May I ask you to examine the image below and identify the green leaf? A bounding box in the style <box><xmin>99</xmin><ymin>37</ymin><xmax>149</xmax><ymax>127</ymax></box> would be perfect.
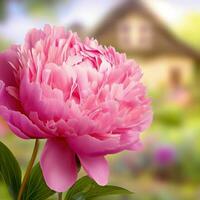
<box><xmin>22</xmin><ymin>163</ymin><xmax>55</xmax><ymax>200</ymax></box>
<box><xmin>65</xmin><ymin>176</ymin><xmax>132</xmax><ymax>200</ymax></box>
<box><xmin>0</xmin><ymin>141</ymin><xmax>22</xmax><ymax>200</ymax></box>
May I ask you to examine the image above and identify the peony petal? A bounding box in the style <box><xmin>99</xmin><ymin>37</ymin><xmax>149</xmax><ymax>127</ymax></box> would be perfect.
<box><xmin>40</xmin><ymin>139</ymin><xmax>77</xmax><ymax>192</ymax></box>
<box><xmin>68</xmin><ymin>133</ymin><xmax>140</xmax><ymax>156</ymax></box>
<box><xmin>7</xmin><ymin>122</ymin><xmax>29</xmax><ymax>139</ymax></box>
<box><xmin>78</xmin><ymin>154</ymin><xmax>109</xmax><ymax>185</ymax></box>
<box><xmin>0</xmin><ymin>49</ymin><xmax>19</xmax><ymax>86</ymax></box>
<box><xmin>0</xmin><ymin>81</ymin><xmax>21</xmax><ymax>110</ymax></box>
<box><xmin>20</xmin><ymin>71</ymin><xmax>69</xmax><ymax>121</ymax></box>
<box><xmin>25</xmin><ymin>28</ymin><xmax>45</xmax><ymax>49</ymax></box>
<box><xmin>0</xmin><ymin>49</ymin><xmax>22</xmax><ymax>110</ymax></box>
<box><xmin>0</xmin><ymin>106</ymin><xmax>50</xmax><ymax>139</ymax></box>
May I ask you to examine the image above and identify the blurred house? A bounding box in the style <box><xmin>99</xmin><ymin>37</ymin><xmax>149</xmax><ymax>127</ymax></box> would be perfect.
<box><xmin>91</xmin><ymin>0</ymin><xmax>200</xmax><ymax>91</ymax></box>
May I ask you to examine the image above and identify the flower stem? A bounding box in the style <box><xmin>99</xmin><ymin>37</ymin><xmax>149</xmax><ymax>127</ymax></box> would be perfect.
<box><xmin>17</xmin><ymin>139</ymin><xmax>40</xmax><ymax>200</ymax></box>
<box><xmin>58</xmin><ymin>193</ymin><xmax>63</xmax><ymax>200</ymax></box>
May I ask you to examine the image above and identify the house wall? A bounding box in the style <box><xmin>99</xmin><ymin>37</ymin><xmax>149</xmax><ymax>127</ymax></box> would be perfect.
<box><xmin>133</xmin><ymin>55</ymin><xmax>194</xmax><ymax>90</ymax></box>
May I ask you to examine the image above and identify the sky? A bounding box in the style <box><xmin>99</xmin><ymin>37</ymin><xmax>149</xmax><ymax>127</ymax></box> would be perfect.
<box><xmin>0</xmin><ymin>0</ymin><xmax>199</xmax><ymax>43</ymax></box>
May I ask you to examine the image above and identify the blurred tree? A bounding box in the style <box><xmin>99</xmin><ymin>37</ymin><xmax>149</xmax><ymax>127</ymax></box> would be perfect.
<box><xmin>22</xmin><ymin>0</ymin><xmax>68</xmax><ymax>17</ymax></box>
<box><xmin>173</xmin><ymin>13</ymin><xmax>200</xmax><ymax>51</ymax></box>
<box><xmin>0</xmin><ymin>38</ymin><xmax>10</xmax><ymax>51</ymax></box>
<box><xmin>0</xmin><ymin>0</ymin><xmax>6</xmax><ymax>21</ymax></box>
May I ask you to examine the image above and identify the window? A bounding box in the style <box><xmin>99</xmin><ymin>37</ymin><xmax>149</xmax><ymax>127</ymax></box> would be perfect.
<box><xmin>117</xmin><ymin>15</ymin><xmax>153</xmax><ymax>50</ymax></box>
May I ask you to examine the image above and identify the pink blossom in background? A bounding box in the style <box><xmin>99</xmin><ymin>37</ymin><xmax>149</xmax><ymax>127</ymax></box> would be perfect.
<box><xmin>0</xmin><ymin>25</ymin><xmax>152</xmax><ymax>192</ymax></box>
<box><xmin>154</xmin><ymin>145</ymin><xmax>177</xmax><ymax>167</ymax></box>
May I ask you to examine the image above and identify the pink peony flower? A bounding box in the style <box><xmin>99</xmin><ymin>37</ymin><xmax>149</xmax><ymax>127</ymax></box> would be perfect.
<box><xmin>0</xmin><ymin>25</ymin><xmax>152</xmax><ymax>192</ymax></box>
